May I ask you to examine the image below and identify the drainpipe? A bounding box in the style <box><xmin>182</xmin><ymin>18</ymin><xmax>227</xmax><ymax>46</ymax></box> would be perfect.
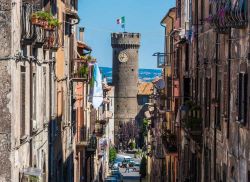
<box><xmin>195</xmin><ymin>0</ymin><xmax>199</xmax><ymax>180</ymax></box>
<box><xmin>29</xmin><ymin>55</ymin><xmax>33</xmax><ymax>167</ymax></box>
<box><xmin>227</xmin><ymin>30</ymin><xmax>231</xmax><ymax>139</ymax></box>
<box><xmin>195</xmin><ymin>0</ymin><xmax>199</xmax><ymax>104</ymax></box>
<box><xmin>214</xmin><ymin>33</ymin><xmax>219</xmax><ymax>181</ymax></box>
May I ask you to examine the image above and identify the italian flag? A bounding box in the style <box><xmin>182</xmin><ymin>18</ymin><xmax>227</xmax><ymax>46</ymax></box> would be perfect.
<box><xmin>117</xmin><ymin>16</ymin><xmax>125</xmax><ymax>24</ymax></box>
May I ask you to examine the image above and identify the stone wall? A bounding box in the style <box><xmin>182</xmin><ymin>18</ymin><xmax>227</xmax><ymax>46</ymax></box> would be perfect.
<box><xmin>0</xmin><ymin>0</ymin><xmax>12</xmax><ymax>181</ymax></box>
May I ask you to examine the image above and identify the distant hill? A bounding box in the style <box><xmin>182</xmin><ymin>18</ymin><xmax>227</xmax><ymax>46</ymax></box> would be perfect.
<box><xmin>99</xmin><ymin>67</ymin><xmax>161</xmax><ymax>83</ymax></box>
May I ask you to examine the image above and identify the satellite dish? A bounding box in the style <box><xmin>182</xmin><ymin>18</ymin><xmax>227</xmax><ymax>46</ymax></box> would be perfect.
<box><xmin>155</xmin><ymin>79</ymin><xmax>165</xmax><ymax>90</ymax></box>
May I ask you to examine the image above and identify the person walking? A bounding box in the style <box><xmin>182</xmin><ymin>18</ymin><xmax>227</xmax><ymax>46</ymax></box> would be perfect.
<box><xmin>125</xmin><ymin>163</ymin><xmax>130</xmax><ymax>173</ymax></box>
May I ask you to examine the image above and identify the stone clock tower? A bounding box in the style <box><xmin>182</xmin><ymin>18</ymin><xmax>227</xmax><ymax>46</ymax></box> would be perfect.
<box><xmin>111</xmin><ymin>32</ymin><xmax>141</xmax><ymax>139</ymax></box>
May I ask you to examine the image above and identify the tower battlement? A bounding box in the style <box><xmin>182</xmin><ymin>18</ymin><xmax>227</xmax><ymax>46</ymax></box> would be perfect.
<box><xmin>111</xmin><ymin>32</ymin><xmax>141</xmax><ymax>48</ymax></box>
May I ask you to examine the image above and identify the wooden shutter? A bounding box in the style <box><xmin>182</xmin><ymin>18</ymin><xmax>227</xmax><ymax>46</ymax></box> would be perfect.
<box><xmin>243</xmin><ymin>73</ymin><xmax>248</xmax><ymax>124</ymax></box>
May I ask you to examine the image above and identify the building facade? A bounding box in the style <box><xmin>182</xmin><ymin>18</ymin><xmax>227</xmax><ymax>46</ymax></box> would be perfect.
<box><xmin>157</xmin><ymin>0</ymin><xmax>250</xmax><ymax>181</ymax></box>
<box><xmin>0</xmin><ymin>0</ymin><xmax>59</xmax><ymax>181</ymax></box>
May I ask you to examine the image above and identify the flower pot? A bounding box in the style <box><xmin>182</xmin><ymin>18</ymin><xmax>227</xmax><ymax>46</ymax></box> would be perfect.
<box><xmin>44</xmin><ymin>24</ymin><xmax>55</xmax><ymax>31</ymax></box>
<box><xmin>31</xmin><ymin>16</ymin><xmax>41</xmax><ymax>26</ymax></box>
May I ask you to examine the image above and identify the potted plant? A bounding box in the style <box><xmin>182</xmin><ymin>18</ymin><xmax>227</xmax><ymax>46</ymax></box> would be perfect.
<box><xmin>78</xmin><ymin>64</ymin><xmax>89</xmax><ymax>78</ymax></box>
<box><xmin>46</xmin><ymin>18</ymin><xmax>60</xmax><ymax>31</ymax></box>
<box><xmin>31</xmin><ymin>11</ymin><xmax>54</xmax><ymax>28</ymax></box>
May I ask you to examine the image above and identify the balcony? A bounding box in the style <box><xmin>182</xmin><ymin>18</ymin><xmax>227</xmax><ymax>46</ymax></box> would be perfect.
<box><xmin>162</xmin><ymin>130</ymin><xmax>177</xmax><ymax>154</ymax></box>
<box><xmin>86</xmin><ymin>135</ymin><xmax>97</xmax><ymax>154</ymax></box>
<box><xmin>33</xmin><ymin>26</ymin><xmax>45</xmax><ymax>46</ymax></box>
<box><xmin>152</xmin><ymin>52</ymin><xmax>170</xmax><ymax>68</ymax></box>
<box><xmin>44</xmin><ymin>28</ymin><xmax>59</xmax><ymax>50</ymax></box>
<box><xmin>99</xmin><ymin>111</ymin><xmax>113</xmax><ymax>124</ymax></box>
<box><xmin>71</xmin><ymin>60</ymin><xmax>89</xmax><ymax>81</ymax></box>
<box><xmin>206</xmin><ymin>0</ymin><xmax>248</xmax><ymax>33</ymax></box>
<box><xmin>76</xmin><ymin>127</ymin><xmax>88</xmax><ymax>151</ymax></box>
<box><xmin>181</xmin><ymin>101</ymin><xmax>202</xmax><ymax>141</ymax></box>
<box><xmin>95</xmin><ymin>122</ymin><xmax>105</xmax><ymax>137</ymax></box>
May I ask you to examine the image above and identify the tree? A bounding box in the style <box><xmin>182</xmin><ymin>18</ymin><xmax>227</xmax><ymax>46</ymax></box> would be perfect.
<box><xmin>140</xmin><ymin>155</ymin><xmax>147</xmax><ymax>178</ymax></box>
<box><xmin>109</xmin><ymin>147</ymin><xmax>117</xmax><ymax>164</ymax></box>
<box><xmin>119</xmin><ymin>120</ymin><xmax>139</xmax><ymax>149</ymax></box>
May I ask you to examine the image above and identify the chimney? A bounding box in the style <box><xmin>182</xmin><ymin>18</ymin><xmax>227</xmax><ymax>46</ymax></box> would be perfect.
<box><xmin>79</xmin><ymin>27</ymin><xmax>85</xmax><ymax>42</ymax></box>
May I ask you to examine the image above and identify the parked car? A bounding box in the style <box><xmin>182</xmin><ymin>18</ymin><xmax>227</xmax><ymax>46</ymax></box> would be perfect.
<box><xmin>132</xmin><ymin>163</ymin><xmax>140</xmax><ymax>172</ymax></box>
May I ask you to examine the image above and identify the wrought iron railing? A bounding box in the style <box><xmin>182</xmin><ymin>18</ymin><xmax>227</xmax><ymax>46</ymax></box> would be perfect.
<box><xmin>95</xmin><ymin>122</ymin><xmax>105</xmax><ymax>137</ymax></box>
<box><xmin>44</xmin><ymin>27</ymin><xmax>59</xmax><ymax>49</ymax></box>
<box><xmin>21</xmin><ymin>3</ymin><xmax>35</xmax><ymax>42</ymax></box>
<box><xmin>86</xmin><ymin>134</ymin><xmax>97</xmax><ymax>152</ymax></box>
<box><xmin>34</xmin><ymin>26</ymin><xmax>45</xmax><ymax>45</ymax></box>
<box><xmin>71</xmin><ymin>59</ymin><xmax>90</xmax><ymax>80</ymax></box>
<box><xmin>207</xmin><ymin>0</ymin><xmax>248</xmax><ymax>33</ymax></box>
<box><xmin>161</xmin><ymin>130</ymin><xmax>177</xmax><ymax>153</ymax></box>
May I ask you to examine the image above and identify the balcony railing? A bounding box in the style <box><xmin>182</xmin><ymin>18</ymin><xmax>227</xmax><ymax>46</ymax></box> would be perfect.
<box><xmin>76</xmin><ymin>127</ymin><xmax>88</xmax><ymax>151</ymax></box>
<box><xmin>71</xmin><ymin>60</ymin><xmax>89</xmax><ymax>81</ymax></box>
<box><xmin>100</xmin><ymin>110</ymin><xmax>113</xmax><ymax>124</ymax></box>
<box><xmin>44</xmin><ymin>28</ymin><xmax>59</xmax><ymax>50</ymax></box>
<box><xmin>34</xmin><ymin>26</ymin><xmax>45</xmax><ymax>46</ymax></box>
<box><xmin>21</xmin><ymin>3</ymin><xmax>35</xmax><ymax>43</ymax></box>
<box><xmin>162</xmin><ymin>130</ymin><xmax>177</xmax><ymax>154</ymax></box>
<box><xmin>86</xmin><ymin>134</ymin><xmax>97</xmax><ymax>154</ymax></box>
<box><xmin>95</xmin><ymin>122</ymin><xmax>105</xmax><ymax>137</ymax></box>
<box><xmin>207</xmin><ymin>0</ymin><xmax>248</xmax><ymax>33</ymax></box>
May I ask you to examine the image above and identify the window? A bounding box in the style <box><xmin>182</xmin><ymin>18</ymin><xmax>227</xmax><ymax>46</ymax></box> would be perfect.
<box><xmin>65</xmin><ymin>15</ymin><xmax>71</xmax><ymax>36</ymax></box>
<box><xmin>237</xmin><ymin>73</ymin><xmax>248</xmax><ymax>124</ymax></box>
<box><xmin>20</xmin><ymin>66</ymin><xmax>26</xmax><ymax>137</ymax></box>
<box><xmin>32</xmin><ymin>70</ymin><xmax>36</xmax><ymax>122</ymax></box>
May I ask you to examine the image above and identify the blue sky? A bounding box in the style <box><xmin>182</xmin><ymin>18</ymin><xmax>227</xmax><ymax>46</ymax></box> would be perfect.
<box><xmin>78</xmin><ymin>0</ymin><xmax>175</xmax><ymax>69</ymax></box>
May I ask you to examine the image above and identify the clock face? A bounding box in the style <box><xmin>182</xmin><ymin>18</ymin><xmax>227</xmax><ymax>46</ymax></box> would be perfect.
<box><xmin>118</xmin><ymin>51</ymin><xmax>128</xmax><ymax>63</ymax></box>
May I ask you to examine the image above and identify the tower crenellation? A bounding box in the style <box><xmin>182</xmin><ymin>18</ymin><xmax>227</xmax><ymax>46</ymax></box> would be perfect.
<box><xmin>111</xmin><ymin>32</ymin><xmax>140</xmax><ymax>48</ymax></box>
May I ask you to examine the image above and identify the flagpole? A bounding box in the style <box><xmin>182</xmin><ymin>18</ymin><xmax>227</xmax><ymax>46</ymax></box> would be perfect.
<box><xmin>123</xmin><ymin>24</ymin><xmax>126</xmax><ymax>32</ymax></box>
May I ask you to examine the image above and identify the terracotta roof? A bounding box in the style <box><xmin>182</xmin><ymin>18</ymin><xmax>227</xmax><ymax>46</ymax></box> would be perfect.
<box><xmin>77</xmin><ymin>41</ymin><xmax>92</xmax><ymax>51</ymax></box>
<box><xmin>138</xmin><ymin>82</ymin><xmax>153</xmax><ymax>95</ymax></box>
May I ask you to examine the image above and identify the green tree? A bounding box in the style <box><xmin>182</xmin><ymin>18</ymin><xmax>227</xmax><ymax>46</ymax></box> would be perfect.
<box><xmin>140</xmin><ymin>155</ymin><xmax>147</xmax><ymax>178</ymax></box>
<box><xmin>109</xmin><ymin>147</ymin><xmax>117</xmax><ymax>164</ymax></box>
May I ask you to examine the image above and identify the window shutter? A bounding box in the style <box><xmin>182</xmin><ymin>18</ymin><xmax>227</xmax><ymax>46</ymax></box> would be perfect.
<box><xmin>20</xmin><ymin>66</ymin><xmax>26</xmax><ymax>137</ymax></box>
<box><xmin>238</xmin><ymin>73</ymin><xmax>243</xmax><ymax>122</ymax></box>
<box><xmin>243</xmin><ymin>73</ymin><xmax>248</xmax><ymax>124</ymax></box>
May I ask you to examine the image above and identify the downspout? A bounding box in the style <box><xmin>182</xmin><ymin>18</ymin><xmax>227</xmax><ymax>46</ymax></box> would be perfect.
<box><xmin>195</xmin><ymin>0</ymin><xmax>199</xmax><ymax>104</ymax></box>
<box><xmin>227</xmin><ymin>30</ymin><xmax>231</xmax><ymax>138</ymax></box>
<box><xmin>29</xmin><ymin>59</ymin><xmax>33</xmax><ymax>167</ymax></box>
<box><xmin>195</xmin><ymin>0</ymin><xmax>199</xmax><ymax>180</ymax></box>
<box><xmin>214</xmin><ymin>33</ymin><xmax>219</xmax><ymax>181</ymax></box>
